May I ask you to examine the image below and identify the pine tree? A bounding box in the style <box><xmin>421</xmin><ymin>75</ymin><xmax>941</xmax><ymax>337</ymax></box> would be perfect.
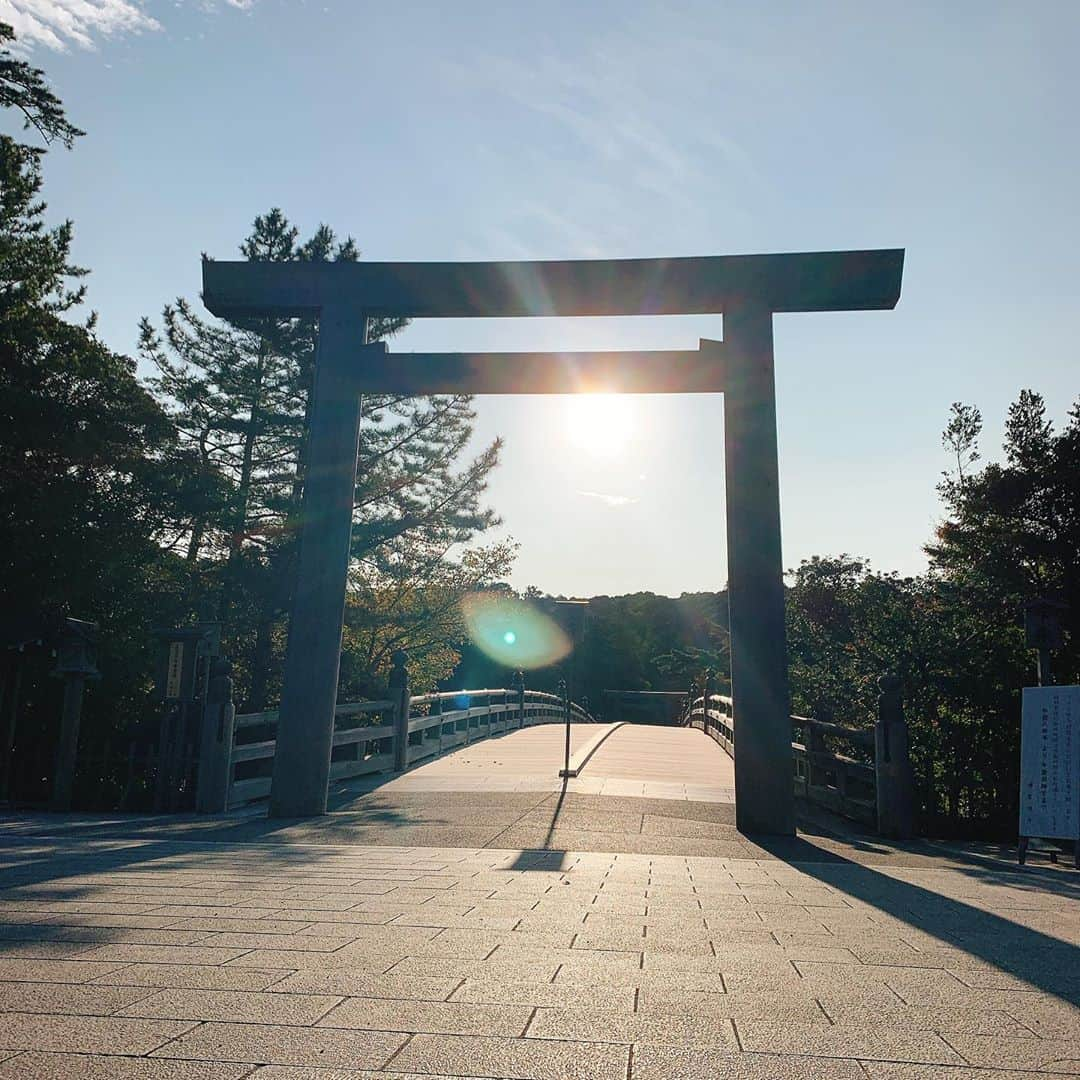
<box><xmin>141</xmin><ymin>209</ymin><xmax>506</xmax><ymax>707</ymax></box>
<box><xmin>0</xmin><ymin>21</ymin><xmax>211</xmax><ymax>771</ymax></box>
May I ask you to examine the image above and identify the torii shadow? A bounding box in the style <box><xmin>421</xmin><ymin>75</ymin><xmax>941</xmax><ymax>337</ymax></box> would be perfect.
<box><xmin>748</xmin><ymin>833</ymin><xmax>1080</xmax><ymax>1004</ymax></box>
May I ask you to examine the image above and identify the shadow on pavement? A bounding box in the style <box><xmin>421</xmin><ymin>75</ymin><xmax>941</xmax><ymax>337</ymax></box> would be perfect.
<box><xmin>750</xmin><ymin>832</ymin><xmax>1080</xmax><ymax>1004</ymax></box>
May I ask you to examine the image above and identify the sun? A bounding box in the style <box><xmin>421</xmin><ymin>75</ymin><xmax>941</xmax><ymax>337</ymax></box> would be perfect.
<box><xmin>564</xmin><ymin>393</ymin><xmax>634</xmax><ymax>457</ymax></box>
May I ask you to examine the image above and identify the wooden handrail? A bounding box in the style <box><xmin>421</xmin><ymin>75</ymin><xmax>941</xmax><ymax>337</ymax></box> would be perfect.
<box><xmin>227</xmin><ymin>688</ymin><xmax>595</xmax><ymax>809</ymax></box>
<box><xmin>682</xmin><ymin>694</ymin><xmax>878</xmax><ymax>828</ymax></box>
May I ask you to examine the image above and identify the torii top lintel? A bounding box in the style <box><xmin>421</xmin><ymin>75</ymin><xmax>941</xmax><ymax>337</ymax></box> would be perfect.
<box><xmin>201</xmin><ymin>248</ymin><xmax>904</xmax><ymax>321</ymax></box>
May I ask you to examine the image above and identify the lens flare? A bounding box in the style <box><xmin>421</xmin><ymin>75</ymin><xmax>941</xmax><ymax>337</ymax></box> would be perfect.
<box><xmin>461</xmin><ymin>593</ymin><xmax>572</xmax><ymax>670</ymax></box>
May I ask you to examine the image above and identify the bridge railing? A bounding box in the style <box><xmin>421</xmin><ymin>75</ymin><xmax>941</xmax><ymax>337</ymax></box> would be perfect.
<box><xmin>683</xmin><ymin>679</ymin><xmax>914</xmax><ymax>838</ymax></box>
<box><xmin>227</xmin><ymin>686</ymin><xmax>593</xmax><ymax>810</ymax></box>
<box><xmin>684</xmin><ymin>693</ymin><xmax>734</xmax><ymax>755</ymax></box>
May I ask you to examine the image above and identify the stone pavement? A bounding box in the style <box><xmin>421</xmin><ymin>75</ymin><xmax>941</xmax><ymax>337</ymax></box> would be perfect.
<box><xmin>0</xmin><ymin>811</ymin><xmax>1076</xmax><ymax>1079</ymax></box>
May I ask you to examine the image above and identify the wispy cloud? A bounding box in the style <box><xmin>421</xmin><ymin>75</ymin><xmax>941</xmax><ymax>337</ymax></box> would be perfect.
<box><xmin>1</xmin><ymin>0</ymin><xmax>159</xmax><ymax>50</ymax></box>
<box><xmin>0</xmin><ymin>0</ymin><xmax>257</xmax><ymax>51</ymax></box>
<box><xmin>577</xmin><ymin>490</ymin><xmax>639</xmax><ymax>508</ymax></box>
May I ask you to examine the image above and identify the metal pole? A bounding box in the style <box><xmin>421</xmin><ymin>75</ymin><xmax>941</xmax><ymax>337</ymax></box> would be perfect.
<box><xmin>558</xmin><ymin>678</ymin><xmax>571</xmax><ymax>778</ymax></box>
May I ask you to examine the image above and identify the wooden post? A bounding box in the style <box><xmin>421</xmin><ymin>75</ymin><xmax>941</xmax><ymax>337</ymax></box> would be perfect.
<box><xmin>713</xmin><ymin>319</ymin><xmax>795</xmax><ymax>836</ymax></box>
<box><xmin>875</xmin><ymin>675</ymin><xmax>916</xmax><ymax>839</ymax></box>
<box><xmin>268</xmin><ymin>318</ymin><xmax>380</xmax><ymax>817</ymax></box>
<box><xmin>51</xmin><ymin>675</ymin><xmax>86</xmax><ymax>812</ymax></box>
<box><xmin>50</xmin><ymin>619</ymin><xmax>99</xmax><ymax>812</ymax></box>
<box><xmin>390</xmin><ymin>650</ymin><xmax>410</xmax><ymax>771</ymax></box>
<box><xmin>195</xmin><ymin>658</ymin><xmax>235</xmax><ymax>814</ymax></box>
<box><xmin>515</xmin><ymin>670</ymin><xmax>525</xmax><ymax>729</ymax></box>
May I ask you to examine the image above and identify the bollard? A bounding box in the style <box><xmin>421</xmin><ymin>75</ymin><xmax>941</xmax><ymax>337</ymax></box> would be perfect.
<box><xmin>390</xmin><ymin>650</ymin><xmax>410</xmax><ymax>771</ymax></box>
<box><xmin>875</xmin><ymin>675</ymin><xmax>916</xmax><ymax>840</ymax></box>
<box><xmin>195</xmin><ymin>658</ymin><xmax>235</xmax><ymax>813</ymax></box>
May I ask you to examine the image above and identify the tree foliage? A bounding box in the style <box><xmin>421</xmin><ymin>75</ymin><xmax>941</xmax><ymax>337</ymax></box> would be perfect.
<box><xmin>786</xmin><ymin>392</ymin><xmax>1080</xmax><ymax>835</ymax></box>
<box><xmin>0</xmin><ymin>25</ymin><xmax>203</xmax><ymax>795</ymax></box>
<box><xmin>0</xmin><ymin>22</ymin><xmax>83</xmax><ymax>148</ymax></box>
<box><xmin>140</xmin><ymin>209</ymin><xmax>505</xmax><ymax>707</ymax></box>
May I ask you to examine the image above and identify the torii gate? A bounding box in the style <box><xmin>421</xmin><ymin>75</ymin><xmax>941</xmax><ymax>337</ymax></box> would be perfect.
<box><xmin>202</xmin><ymin>249</ymin><xmax>904</xmax><ymax>835</ymax></box>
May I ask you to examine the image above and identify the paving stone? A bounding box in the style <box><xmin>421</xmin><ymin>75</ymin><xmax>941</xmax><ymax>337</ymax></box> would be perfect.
<box><xmin>733</xmin><ymin>1019</ymin><xmax>967</xmax><ymax>1064</ymax></box>
<box><xmin>386</xmin><ymin>955</ymin><xmax>560</xmax><ymax>981</ymax></box>
<box><xmin>148</xmin><ymin>1021</ymin><xmax>405</xmax><ymax>1068</ymax></box>
<box><xmin>192</xmin><ymin>932</ymin><xmax>358</xmax><ymax>953</ymax></box>
<box><xmin>390</xmin><ymin>1032</ymin><xmax>630</xmax><ymax>1079</ymax></box>
<box><xmin>638</xmin><ymin>988</ymin><xmax>830</xmax><ymax>1021</ymax></box>
<box><xmin>268</xmin><ymin>973</ymin><xmax>459</xmax><ymax>1000</ymax></box>
<box><xmin>0</xmin><ymin>959</ymin><xmax>127</xmax><ymax>984</ymax></box>
<box><xmin>120</xmin><ymin>987</ymin><xmax>341</xmax><ymax>1025</ymax></box>
<box><xmin>0</xmin><ymin>1013</ymin><xmax>195</xmax><ymax>1055</ymax></box>
<box><xmin>631</xmin><ymin>1045</ymin><xmax>867</xmax><ymax>1079</ymax></box>
<box><xmin>91</xmin><ymin>963</ymin><xmax>290</xmax><ymax>991</ymax></box>
<box><xmin>823</xmin><ymin>1000</ymin><xmax>1035</xmax><ymax>1036</ymax></box>
<box><xmin>73</xmin><ymin>944</ymin><xmax>250</xmax><ymax>966</ymax></box>
<box><xmin>944</xmin><ymin>1033</ymin><xmax>1080</xmax><ymax>1071</ymax></box>
<box><xmin>0</xmin><ymin>941</ymin><xmax>102</xmax><ymax>960</ymax></box>
<box><xmin>318</xmin><ymin>996</ymin><xmax>532</xmax><ymax>1036</ymax></box>
<box><xmin>165</xmin><ymin>917</ymin><xmax>315</xmax><ymax>934</ymax></box>
<box><xmin>245</xmin><ymin>1070</ymin><xmax>476</xmax><ymax>1080</ymax></box>
<box><xmin>224</xmin><ymin>946</ymin><xmax>403</xmax><ymax>972</ymax></box>
<box><xmin>862</xmin><ymin>1065</ymin><xmax>1080</xmax><ymax>1079</ymax></box>
<box><xmin>450</xmin><ymin>979</ymin><xmax>636</xmax><ymax>1009</ymax></box>
<box><xmin>0</xmin><ymin>1053</ymin><xmax>251</xmax><ymax>1078</ymax></box>
<box><xmin>530</xmin><ymin>1006</ymin><xmax>738</xmax><ymax>1047</ymax></box>
<box><xmin>1002</xmin><ymin>996</ymin><xmax>1080</xmax><ymax>1038</ymax></box>
<box><xmin>0</xmin><ymin>982</ymin><xmax>157</xmax><ymax>1016</ymax></box>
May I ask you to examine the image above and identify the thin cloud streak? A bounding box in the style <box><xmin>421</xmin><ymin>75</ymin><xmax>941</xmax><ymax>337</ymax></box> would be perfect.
<box><xmin>577</xmin><ymin>490</ymin><xmax>639</xmax><ymax>508</ymax></box>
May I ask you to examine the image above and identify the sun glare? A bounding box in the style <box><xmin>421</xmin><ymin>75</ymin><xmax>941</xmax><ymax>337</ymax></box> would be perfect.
<box><xmin>565</xmin><ymin>393</ymin><xmax>634</xmax><ymax>457</ymax></box>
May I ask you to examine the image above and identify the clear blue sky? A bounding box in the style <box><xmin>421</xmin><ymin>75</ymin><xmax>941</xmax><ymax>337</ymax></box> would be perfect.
<box><xmin>5</xmin><ymin>1</ymin><xmax>1078</xmax><ymax>597</ymax></box>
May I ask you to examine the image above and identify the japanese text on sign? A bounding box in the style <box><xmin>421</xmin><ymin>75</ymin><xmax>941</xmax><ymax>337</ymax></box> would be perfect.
<box><xmin>1019</xmin><ymin>685</ymin><xmax>1079</xmax><ymax>840</ymax></box>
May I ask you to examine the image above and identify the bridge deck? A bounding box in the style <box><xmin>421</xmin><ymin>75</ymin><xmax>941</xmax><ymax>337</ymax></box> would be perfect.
<box><xmin>337</xmin><ymin>722</ymin><xmax>735</xmax><ymax>802</ymax></box>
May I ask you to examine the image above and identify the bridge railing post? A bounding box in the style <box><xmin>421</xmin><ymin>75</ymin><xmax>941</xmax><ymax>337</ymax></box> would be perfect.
<box><xmin>515</xmin><ymin>670</ymin><xmax>525</xmax><ymax>729</ymax></box>
<box><xmin>807</xmin><ymin>721</ymin><xmax>826</xmax><ymax>790</ymax></box>
<box><xmin>196</xmin><ymin>658</ymin><xmax>235</xmax><ymax>813</ymax></box>
<box><xmin>875</xmin><ymin>675</ymin><xmax>915</xmax><ymax>839</ymax></box>
<box><xmin>390</xmin><ymin>650</ymin><xmax>410</xmax><ymax>772</ymax></box>
<box><xmin>702</xmin><ymin>673</ymin><xmax>712</xmax><ymax>736</ymax></box>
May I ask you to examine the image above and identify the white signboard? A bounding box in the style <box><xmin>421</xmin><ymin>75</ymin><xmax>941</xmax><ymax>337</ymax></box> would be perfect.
<box><xmin>165</xmin><ymin>642</ymin><xmax>185</xmax><ymax>700</ymax></box>
<box><xmin>1019</xmin><ymin>685</ymin><xmax>1080</xmax><ymax>840</ymax></box>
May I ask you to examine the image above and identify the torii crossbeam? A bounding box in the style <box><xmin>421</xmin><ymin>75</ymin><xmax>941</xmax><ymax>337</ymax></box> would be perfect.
<box><xmin>203</xmin><ymin>248</ymin><xmax>904</xmax><ymax>834</ymax></box>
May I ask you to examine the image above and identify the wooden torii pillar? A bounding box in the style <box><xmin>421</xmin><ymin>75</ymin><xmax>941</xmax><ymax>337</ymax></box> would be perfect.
<box><xmin>202</xmin><ymin>249</ymin><xmax>904</xmax><ymax>834</ymax></box>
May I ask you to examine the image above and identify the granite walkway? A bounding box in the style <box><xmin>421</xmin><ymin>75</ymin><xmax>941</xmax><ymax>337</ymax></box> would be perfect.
<box><xmin>0</xmin><ymin>813</ymin><xmax>1076</xmax><ymax>1079</ymax></box>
